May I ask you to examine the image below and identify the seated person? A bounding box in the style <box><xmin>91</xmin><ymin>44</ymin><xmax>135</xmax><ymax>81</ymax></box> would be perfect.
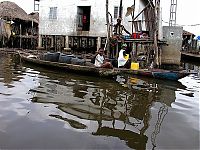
<box><xmin>94</xmin><ymin>48</ymin><xmax>113</xmax><ymax>69</ymax></box>
<box><xmin>113</xmin><ymin>18</ymin><xmax>131</xmax><ymax>36</ymax></box>
<box><xmin>118</xmin><ymin>43</ymin><xmax>131</xmax><ymax>68</ymax></box>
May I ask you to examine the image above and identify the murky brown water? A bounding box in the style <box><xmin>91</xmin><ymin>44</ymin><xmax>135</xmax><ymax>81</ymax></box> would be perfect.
<box><xmin>0</xmin><ymin>52</ymin><xmax>199</xmax><ymax>149</ymax></box>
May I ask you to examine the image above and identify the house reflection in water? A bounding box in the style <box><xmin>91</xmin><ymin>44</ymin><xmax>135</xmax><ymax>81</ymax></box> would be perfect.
<box><xmin>28</xmin><ymin>69</ymin><xmax>181</xmax><ymax>149</ymax></box>
<box><xmin>0</xmin><ymin>52</ymin><xmax>22</xmax><ymax>88</ymax></box>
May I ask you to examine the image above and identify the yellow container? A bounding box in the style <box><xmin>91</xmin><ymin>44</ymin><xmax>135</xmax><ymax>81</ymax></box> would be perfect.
<box><xmin>131</xmin><ymin>62</ymin><xmax>139</xmax><ymax>70</ymax></box>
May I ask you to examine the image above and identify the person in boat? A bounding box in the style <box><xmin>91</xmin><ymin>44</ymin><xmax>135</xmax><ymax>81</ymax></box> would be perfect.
<box><xmin>94</xmin><ymin>48</ymin><xmax>113</xmax><ymax>69</ymax></box>
<box><xmin>113</xmin><ymin>18</ymin><xmax>131</xmax><ymax>39</ymax></box>
<box><xmin>118</xmin><ymin>43</ymin><xmax>131</xmax><ymax>68</ymax></box>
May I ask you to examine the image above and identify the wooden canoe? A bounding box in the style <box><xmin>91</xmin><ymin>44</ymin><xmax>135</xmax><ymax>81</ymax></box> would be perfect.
<box><xmin>18</xmin><ymin>51</ymin><xmax>193</xmax><ymax>81</ymax></box>
<box><xmin>19</xmin><ymin>53</ymin><xmax>119</xmax><ymax>78</ymax></box>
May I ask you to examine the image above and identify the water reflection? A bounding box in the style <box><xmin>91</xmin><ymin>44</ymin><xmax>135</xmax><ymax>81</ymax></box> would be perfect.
<box><xmin>0</xmin><ymin>52</ymin><xmax>22</xmax><ymax>87</ymax></box>
<box><xmin>150</xmin><ymin>103</ymin><xmax>168</xmax><ymax>149</ymax></box>
<box><xmin>26</xmin><ymin>65</ymin><xmax>182</xmax><ymax>149</ymax></box>
<box><xmin>0</xmin><ymin>52</ymin><xmax>198</xmax><ymax>149</ymax></box>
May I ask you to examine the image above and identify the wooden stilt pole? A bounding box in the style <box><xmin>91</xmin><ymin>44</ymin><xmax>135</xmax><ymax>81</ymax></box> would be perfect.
<box><xmin>31</xmin><ymin>19</ymin><xmax>33</xmax><ymax>49</ymax></box>
<box><xmin>20</xmin><ymin>23</ymin><xmax>22</xmax><ymax>49</ymax></box>
<box><xmin>106</xmin><ymin>0</ymin><xmax>110</xmax><ymax>57</ymax></box>
<box><xmin>131</xmin><ymin>0</ymin><xmax>136</xmax><ymax>62</ymax></box>
<box><xmin>119</xmin><ymin>0</ymin><xmax>123</xmax><ymax>18</ymax></box>
<box><xmin>153</xmin><ymin>0</ymin><xmax>160</xmax><ymax>68</ymax></box>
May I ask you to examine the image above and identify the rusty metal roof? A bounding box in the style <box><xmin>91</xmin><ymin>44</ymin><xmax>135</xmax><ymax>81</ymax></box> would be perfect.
<box><xmin>183</xmin><ymin>30</ymin><xmax>195</xmax><ymax>36</ymax></box>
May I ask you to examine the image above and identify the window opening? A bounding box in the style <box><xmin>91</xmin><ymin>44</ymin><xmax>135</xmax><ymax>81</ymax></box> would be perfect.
<box><xmin>114</xmin><ymin>6</ymin><xmax>123</xmax><ymax>19</ymax></box>
<box><xmin>49</xmin><ymin>7</ymin><xmax>57</xmax><ymax>19</ymax></box>
<box><xmin>34</xmin><ymin>0</ymin><xmax>40</xmax><ymax>11</ymax></box>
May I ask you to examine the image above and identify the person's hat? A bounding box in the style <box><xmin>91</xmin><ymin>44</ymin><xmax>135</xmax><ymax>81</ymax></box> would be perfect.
<box><xmin>121</xmin><ymin>43</ymin><xmax>127</xmax><ymax>48</ymax></box>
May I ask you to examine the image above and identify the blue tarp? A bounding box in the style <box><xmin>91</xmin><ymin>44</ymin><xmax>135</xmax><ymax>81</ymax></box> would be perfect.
<box><xmin>196</xmin><ymin>36</ymin><xmax>200</xmax><ymax>40</ymax></box>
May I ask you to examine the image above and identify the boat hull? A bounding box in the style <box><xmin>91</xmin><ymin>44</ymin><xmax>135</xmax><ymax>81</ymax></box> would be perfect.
<box><xmin>20</xmin><ymin>54</ymin><xmax>119</xmax><ymax>78</ymax></box>
<box><xmin>19</xmin><ymin>52</ymin><xmax>191</xmax><ymax>81</ymax></box>
<box><xmin>115</xmin><ymin>68</ymin><xmax>191</xmax><ymax>81</ymax></box>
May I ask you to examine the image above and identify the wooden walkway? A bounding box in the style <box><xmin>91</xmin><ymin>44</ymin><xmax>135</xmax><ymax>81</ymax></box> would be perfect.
<box><xmin>181</xmin><ymin>51</ymin><xmax>200</xmax><ymax>61</ymax></box>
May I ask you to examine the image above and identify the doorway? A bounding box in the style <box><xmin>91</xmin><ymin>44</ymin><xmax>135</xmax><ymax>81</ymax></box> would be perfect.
<box><xmin>77</xmin><ymin>6</ymin><xmax>91</xmax><ymax>31</ymax></box>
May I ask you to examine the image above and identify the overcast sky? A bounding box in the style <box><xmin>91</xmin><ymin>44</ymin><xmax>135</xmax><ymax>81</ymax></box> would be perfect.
<box><xmin>1</xmin><ymin>0</ymin><xmax>200</xmax><ymax>36</ymax></box>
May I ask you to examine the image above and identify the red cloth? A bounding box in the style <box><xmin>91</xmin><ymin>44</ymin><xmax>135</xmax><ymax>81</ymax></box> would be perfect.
<box><xmin>82</xmin><ymin>15</ymin><xmax>87</xmax><ymax>24</ymax></box>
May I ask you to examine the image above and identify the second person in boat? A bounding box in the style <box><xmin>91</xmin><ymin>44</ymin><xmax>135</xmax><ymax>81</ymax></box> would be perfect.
<box><xmin>94</xmin><ymin>48</ymin><xmax>113</xmax><ymax>69</ymax></box>
<box><xmin>118</xmin><ymin>43</ymin><xmax>131</xmax><ymax>69</ymax></box>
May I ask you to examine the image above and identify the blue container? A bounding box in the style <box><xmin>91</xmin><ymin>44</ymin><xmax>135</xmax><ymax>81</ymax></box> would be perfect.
<box><xmin>44</xmin><ymin>52</ymin><xmax>60</xmax><ymax>62</ymax></box>
<box><xmin>44</xmin><ymin>52</ymin><xmax>53</xmax><ymax>61</ymax></box>
<box><xmin>71</xmin><ymin>58</ymin><xmax>85</xmax><ymax>65</ymax></box>
<box><xmin>124</xmin><ymin>35</ymin><xmax>130</xmax><ymax>40</ymax></box>
<box><xmin>58</xmin><ymin>54</ymin><xmax>72</xmax><ymax>64</ymax></box>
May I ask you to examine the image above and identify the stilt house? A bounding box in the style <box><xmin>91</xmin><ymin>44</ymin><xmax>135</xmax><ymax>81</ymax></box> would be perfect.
<box><xmin>38</xmin><ymin>0</ymin><xmax>163</xmax><ymax>55</ymax></box>
<box><xmin>0</xmin><ymin>1</ymin><xmax>38</xmax><ymax>49</ymax></box>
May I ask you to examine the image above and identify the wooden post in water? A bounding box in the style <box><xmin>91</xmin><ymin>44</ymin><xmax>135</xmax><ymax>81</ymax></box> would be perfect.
<box><xmin>19</xmin><ymin>24</ymin><xmax>22</xmax><ymax>49</ymax></box>
<box><xmin>38</xmin><ymin>34</ymin><xmax>42</xmax><ymax>48</ymax></box>
<box><xmin>11</xmin><ymin>19</ymin><xmax>13</xmax><ymax>48</ymax></box>
<box><xmin>2</xmin><ymin>28</ymin><xmax>4</xmax><ymax>47</ymax></box>
<box><xmin>31</xmin><ymin>19</ymin><xmax>33</xmax><ymax>49</ymax></box>
<box><xmin>153</xmin><ymin>0</ymin><xmax>160</xmax><ymax>67</ymax></box>
<box><xmin>157</xmin><ymin>0</ymin><xmax>162</xmax><ymax>66</ymax></box>
<box><xmin>45</xmin><ymin>35</ymin><xmax>47</xmax><ymax>50</ymax></box>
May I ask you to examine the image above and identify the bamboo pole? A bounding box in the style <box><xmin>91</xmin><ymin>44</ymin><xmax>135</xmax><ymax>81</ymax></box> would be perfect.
<box><xmin>108</xmin><ymin>12</ymin><xmax>113</xmax><ymax>37</ymax></box>
<box><xmin>106</xmin><ymin>0</ymin><xmax>110</xmax><ymax>57</ymax></box>
<box><xmin>131</xmin><ymin>0</ymin><xmax>136</xmax><ymax>34</ymax></box>
<box><xmin>129</xmin><ymin>3</ymin><xmax>150</xmax><ymax>23</ymax></box>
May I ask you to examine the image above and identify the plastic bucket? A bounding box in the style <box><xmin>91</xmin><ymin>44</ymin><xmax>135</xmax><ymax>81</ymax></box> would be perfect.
<box><xmin>124</xmin><ymin>54</ymin><xmax>129</xmax><ymax>60</ymax></box>
<box><xmin>132</xmin><ymin>33</ymin><xmax>140</xmax><ymax>39</ymax></box>
<box><xmin>130</xmin><ymin>62</ymin><xmax>139</xmax><ymax>70</ymax></box>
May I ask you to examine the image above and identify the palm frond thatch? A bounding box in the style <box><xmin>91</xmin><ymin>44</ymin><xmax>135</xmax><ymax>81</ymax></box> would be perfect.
<box><xmin>0</xmin><ymin>1</ymin><xmax>37</xmax><ymax>23</ymax></box>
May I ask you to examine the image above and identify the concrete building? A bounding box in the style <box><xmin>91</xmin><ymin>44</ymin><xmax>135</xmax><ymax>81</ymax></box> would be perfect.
<box><xmin>38</xmin><ymin>0</ymin><xmax>158</xmax><ymax>53</ymax></box>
